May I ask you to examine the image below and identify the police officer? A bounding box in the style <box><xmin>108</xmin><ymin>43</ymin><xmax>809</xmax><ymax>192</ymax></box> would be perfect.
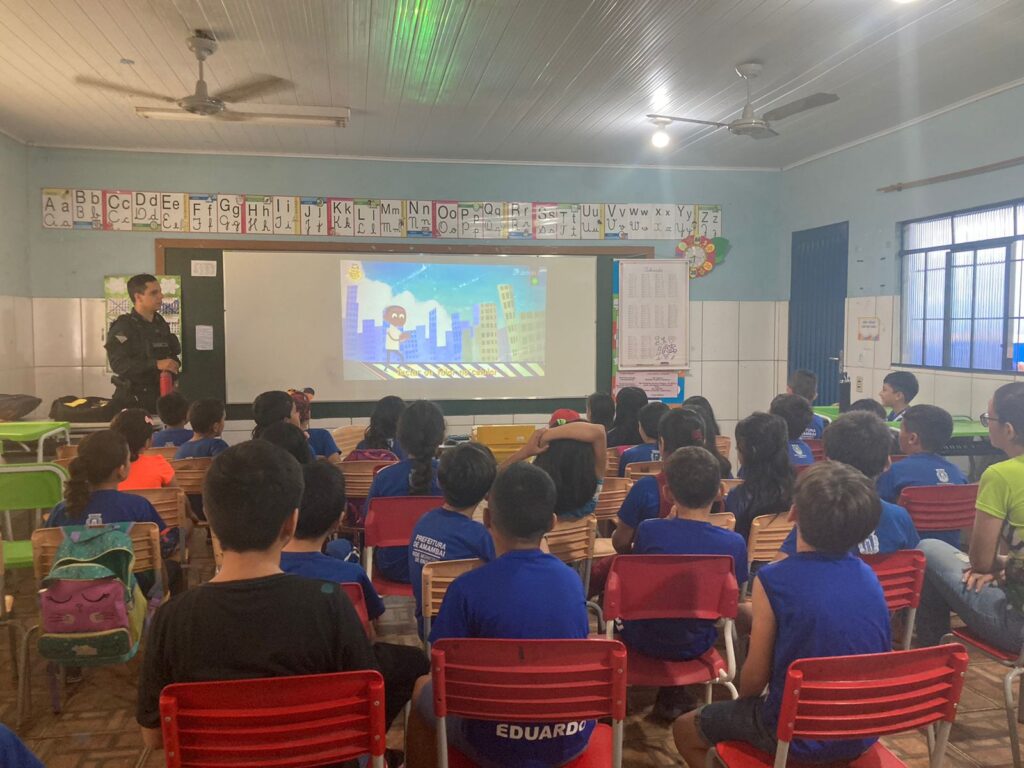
<box><xmin>105</xmin><ymin>273</ymin><xmax>180</xmax><ymax>414</ymax></box>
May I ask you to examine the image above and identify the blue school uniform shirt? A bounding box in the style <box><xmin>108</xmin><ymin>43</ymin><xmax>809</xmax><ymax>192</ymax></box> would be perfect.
<box><xmin>620</xmin><ymin>519</ymin><xmax>748</xmax><ymax>660</ymax></box>
<box><xmin>876</xmin><ymin>453</ymin><xmax>967</xmax><ymax>547</ymax></box>
<box><xmin>174</xmin><ymin>436</ymin><xmax>229</xmax><ymax>459</ymax></box>
<box><xmin>408</xmin><ymin>507</ymin><xmax>496</xmax><ymax>637</ymax></box>
<box><xmin>559</xmin><ymin>478</ymin><xmax>604</xmax><ymax>521</ymax></box>
<box><xmin>756</xmin><ymin>552</ymin><xmax>891</xmax><ymax>762</ymax></box>
<box><xmin>152</xmin><ymin>427</ymin><xmax>193</xmax><ymax>447</ymax></box>
<box><xmin>429</xmin><ymin>549</ymin><xmax>594</xmax><ymax>767</ymax></box>
<box><xmin>617</xmin><ymin>443</ymin><xmax>660</xmax><ymax>477</ymax></box>
<box><xmin>46</xmin><ymin>489</ymin><xmax>179</xmax><ymax>556</ymax></box>
<box><xmin>279</xmin><ymin>550</ymin><xmax>386</xmax><ymax>621</ymax></box>
<box><xmin>799</xmin><ymin>414</ymin><xmax>826</xmax><ymax>441</ymax></box>
<box><xmin>779</xmin><ymin>499</ymin><xmax>919</xmax><ymax>557</ymax></box>
<box><xmin>365</xmin><ymin>458</ymin><xmax>442</xmax><ymax>583</ymax></box>
<box><xmin>788</xmin><ymin>439</ymin><xmax>815</xmax><ymax>466</ymax></box>
<box><xmin>617</xmin><ymin>475</ymin><xmax>661</xmax><ymax>530</ymax></box>
<box><xmin>0</xmin><ymin>724</ymin><xmax>43</xmax><ymax>768</ymax></box>
<box><xmin>307</xmin><ymin>427</ymin><xmax>341</xmax><ymax>458</ymax></box>
<box><xmin>356</xmin><ymin>437</ymin><xmax>407</xmax><ymax>462</ymax></box>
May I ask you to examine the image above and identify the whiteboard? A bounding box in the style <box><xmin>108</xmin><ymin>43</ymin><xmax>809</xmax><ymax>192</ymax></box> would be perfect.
<box><xmin>617</xmin><ymin>260</ymin><xmax>689</xmax><ymax>370</ymax></box>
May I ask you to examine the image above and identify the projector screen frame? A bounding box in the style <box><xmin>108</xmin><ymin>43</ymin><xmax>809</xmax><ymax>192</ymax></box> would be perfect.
<box><xmin>156</xmin><ymin>238</ymin><xmax>652</xmax><ymax>419</ymax></box>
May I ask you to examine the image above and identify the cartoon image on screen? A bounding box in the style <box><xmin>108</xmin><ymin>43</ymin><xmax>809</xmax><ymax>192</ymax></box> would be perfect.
<box><xmin>342</xmin><ymin>260</ymin><xmax>547</xmax><ymax>381</ymax></box>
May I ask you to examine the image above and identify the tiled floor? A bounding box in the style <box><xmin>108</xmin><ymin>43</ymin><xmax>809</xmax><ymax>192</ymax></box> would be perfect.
<box><xmin>3</xmin><ymin>536</ymin><xmax>1022</xmax><ymax>767</ymax></box>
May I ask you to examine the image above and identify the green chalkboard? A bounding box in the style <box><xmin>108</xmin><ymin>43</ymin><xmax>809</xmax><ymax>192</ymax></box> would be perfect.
<box><xmin>160</xmin><ymin>241</ymin><xmax>644</xmax><ymax>420</ymax></box>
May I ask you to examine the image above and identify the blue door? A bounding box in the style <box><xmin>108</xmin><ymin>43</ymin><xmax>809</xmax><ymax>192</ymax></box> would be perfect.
<box><xmin>789</xmin><ymin>222</ymin><xmax>849</xmax><ymax>405</ymax></box>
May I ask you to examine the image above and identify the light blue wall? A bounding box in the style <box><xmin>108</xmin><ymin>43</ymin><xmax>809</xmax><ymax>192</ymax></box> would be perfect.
<box><xmin>27</xmin><ymin>147</ymin><xmax>782</xmax><ymax>299</ymax></box>
<box><xmin>0</xmin><ymin>131</ymin><xmax>29</xmax><ymax>296</ymax></box>
<box><xmin>783</xmin><ymin>83</ymin><xmax>1024</xmax><ymax>298</ymax></box>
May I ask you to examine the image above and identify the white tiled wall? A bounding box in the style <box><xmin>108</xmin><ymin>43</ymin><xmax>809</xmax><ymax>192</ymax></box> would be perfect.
<box><xmin>844</xmin><ymin>294</ymin><xmax>1020</xmax><ymax>417</ymax></box>
<box><xmin>0</xmin><ymin>294</ymin><xmax>35</xmax><ymax>396</ymax></box>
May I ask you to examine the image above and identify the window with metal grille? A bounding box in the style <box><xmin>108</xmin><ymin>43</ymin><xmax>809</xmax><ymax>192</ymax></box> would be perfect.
<box><xmin>900</xmin><ymin>201</ymin><xmax>1024</xmax><ymax>371</ymax></box>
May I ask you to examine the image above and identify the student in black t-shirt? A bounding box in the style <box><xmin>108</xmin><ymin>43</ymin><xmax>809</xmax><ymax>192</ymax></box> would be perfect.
<box><xmin>136</xmin><ymin>440</ymin><xmax>378</xmax><ymax>751</ymax></box>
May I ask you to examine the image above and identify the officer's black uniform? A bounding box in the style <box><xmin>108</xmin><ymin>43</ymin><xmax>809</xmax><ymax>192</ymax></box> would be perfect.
<box><xmin>105</xmin><ymin>309</ymin><xmax>181</xmax><ymax>413</ymax></box>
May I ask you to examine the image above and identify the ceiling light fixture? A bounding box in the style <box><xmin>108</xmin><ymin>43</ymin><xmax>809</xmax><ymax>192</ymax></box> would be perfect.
<box><xmin>650</xmin><ymin>117</ymin><xmax>671</xmax><ymax>148</ymax></box>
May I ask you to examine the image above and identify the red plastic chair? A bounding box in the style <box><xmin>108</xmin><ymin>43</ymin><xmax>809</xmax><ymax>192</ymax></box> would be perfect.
<box><xmin>603</xmin><ymin>555</ymin><xmax>739</xmax><ymax>702</ymax></box>
<box><xmin>943</xmin><ymin>626</ymin><xmax>1024</xmax><ymax>767</ymax></box>
<box><xmin>897</xmin><ymin>484</ymin><xmax>979</xmax><ymax>532</ymax></box>
<box><xmin>804</xmin><ymin>438</ymin><xmax>825</xmax><ymax>462</ymax></box>
<box><xmin>340</xmin><ymin>582</ymin><xmax>372</xmax><ymax>637</ymax></box>
<box><xmin>862</xmin><ymin>550</ymin><xmax>926</xmax><ymax>650</ymax></box>
<box><xmin>709</xmin><ymin>644</ymin><xmax>969</xmax><ymax>768</ymax></box>
<box><xmin>158</xmin><ymin>670</ymin><xmax>387</xmax><ymax>767</ymax></box>
<box><xmin>363</xmin><ymin>496</ymin><xmax>441</xmax><ymax>597</ymax></box>
<box><xmin>430</xmin><ymin>638</ymin><xmax>627</xmax><ymax>768</ymax></box>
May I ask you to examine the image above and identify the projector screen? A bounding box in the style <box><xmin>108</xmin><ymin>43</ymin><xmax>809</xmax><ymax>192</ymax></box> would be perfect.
<box><xmin>222</xmin><ymin>250</ymin><xmax>598</xmax><ymax>403</ymax></box>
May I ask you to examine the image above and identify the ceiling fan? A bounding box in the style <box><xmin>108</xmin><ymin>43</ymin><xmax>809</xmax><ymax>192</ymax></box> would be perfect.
<box><xmin>647</xmin><ymin>61</ymin><xmax>837</xmax><ymax>140</ymax></box>
<box><xmin>75</xmin><ymin>30</ymin><xmax>350</xmax><ymax>128</ymax></box>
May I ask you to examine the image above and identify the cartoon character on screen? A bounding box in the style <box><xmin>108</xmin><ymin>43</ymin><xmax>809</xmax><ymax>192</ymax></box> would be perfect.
<box><xmin>383</xmin><ymin>305</ymin><xmax>411</xmax><ymax>363</ymax></box>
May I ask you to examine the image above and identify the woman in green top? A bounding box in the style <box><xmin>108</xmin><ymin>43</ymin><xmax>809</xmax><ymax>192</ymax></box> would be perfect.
<box><xmin>917</xmin><ymin>382</ymin><xmax>1024</xmax><ymax>653</ymax></box>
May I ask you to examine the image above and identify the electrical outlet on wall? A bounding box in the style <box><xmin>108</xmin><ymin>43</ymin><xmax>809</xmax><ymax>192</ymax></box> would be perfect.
<box><xmin>855</xmin><ymin>376</ymin><xmax>864</xmax><ymax>393</ymax></box>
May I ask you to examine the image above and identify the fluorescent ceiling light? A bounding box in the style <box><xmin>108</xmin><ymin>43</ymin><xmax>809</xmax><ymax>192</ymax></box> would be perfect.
<box><xmin>134</xmin><ymin>104</ymin><xmax>350</xmax><ymax>127</ymax></box>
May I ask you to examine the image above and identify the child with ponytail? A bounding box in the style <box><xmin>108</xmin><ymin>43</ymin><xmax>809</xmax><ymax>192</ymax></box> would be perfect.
<box><xmin>110</xmin><ymin>408</ymin><xmax>176</xmax><ymax>490</ymax></box>
<box><xmin>362</xmin><ymin>400</ymin><xmax>446</xmax><ymax>583</ymax></box>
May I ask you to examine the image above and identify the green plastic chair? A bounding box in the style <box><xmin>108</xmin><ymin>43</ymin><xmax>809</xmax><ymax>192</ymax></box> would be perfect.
<box><xmin>0</xmin><ymin>463</ymin><xmax>68</xmax><ymax>543</ymax></box>
<box><xmin>1</xmin><ymin>530</ymin><xmax>38</xmax><ymax>725</ymax></box>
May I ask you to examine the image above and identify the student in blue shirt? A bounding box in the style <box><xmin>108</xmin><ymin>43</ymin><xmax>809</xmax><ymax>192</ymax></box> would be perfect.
<box><xmin>152</xmin><ymin>391</ymin><xmax>193</xmax><ymax>447</ymax></box>
<box><xmin>769</xmin><ymin>393</ymin><xmax>815</xmax><ymax>467</ymax></box>
<box><xmin>409</xmin><ymin>442</ymin><xmax>497</xmax><ymax>638</ymax></box>
<box><xmin>777</xmin><ymin>412</ymin><xmax>920</xmax><ymax>557</ymax></box>
<box><xmin>354</xmin><ymin>394</ymin><xmax>407</xmax><ymax>460</ymax></box>
<box><xmin>618</xmin><ymin>401</ymin><xmax>668</xmax><ymax>476</ymax></box>
<box><xmin>623</xmin><ymin>446</ymin><xmax>749</xmax><ymax>722</ymax></box>
<box><xmin>405</xmin><ymin>462</ymin><xmax>593</xmax><ymax>768</ymax></box>
<box><xmin>47</xmin><ymin>429</ymin><xmax>179</xmax><ymax>596</ymax></box>
<box><xmin>0</xmin><ymin>724</ymin><xmax>43</xmax><ymax>768</ymax></box>
<box><xmin>674</xmin><ymin>462</ymin><xmax>892</xmax><ymax>766</ymax></box>
<box><xmin>174</xmin><ymin>399</ymin><xmax>229</xmax><ymax>459</ymax></box>
<box><xmin>613</xmin><ymin>408</ymin><xmax>708</xmax><ymax>554</ymax></box>
<box><xmin>364</xmin><ymin>400</ymin><xmax>446</xmax><ymax>583</ymax></box>
<box><xmin>879</xmin><ymin>371</ymin><xmax>919</xmax><ymax>422</ymax></box>
<box><xmin>280</xmin><ymin>461</ymin><xmax>429</xmax><ymax>730</ymax></box>
<box><xmin>787</xmin><ymin>369</ymin><xmax>826</xmax><ymax>440</ymax></box>
<box><xmin>725</xmin><ymin>412</ymin><xmax>794</xmax><ymax>540</ymax></box>
<box><xmin>876</xmin><ymin>404</ymin><xmax>967</xmax><ymax>546</ymax></box>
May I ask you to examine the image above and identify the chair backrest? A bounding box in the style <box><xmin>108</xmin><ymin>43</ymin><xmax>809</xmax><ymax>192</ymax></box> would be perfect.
<box><xmin>721</xmin><ymin>478</ymin><xmax>743</xmax><ymax>495</ymax></box>
<box><xmin>159</xmin><ymin>670</ymin><xmax>387</xmax><ymax>768</ymax></box>
<box><xmin>339</xmin><ymin>461</ymin><xmax>396</xmax><ymax>499</ymax></box>
<box><xmin>340</xmin><ymin>582</ymin><xmax>372</xmax><ymax>637</ymax></box>
<box><xmin>0</xmin><ymin>463</ymin><xmax>68</xmax><ymax>512</ymax></box>
<box><xmin>123</xmin><ymin>487</ymin><xmax>187</xmax><ymax>530</ymax></box>
<box><xmin>543</xmin><ymin>515</ymin><xmax>596</xmax><ymax>567</ymax></box>
<box><xmin>897</xmin><ymin>484</ymin><xmax>979</xmax><ymax>531</ymax></box>
<box><xmin>862</xmin><ymin>550</ymin><xmax>927</xmax><ymax>612</ymax></box>
<box><xmin>709</xmin><ymin>513</ymin><xmax>736</xmax><ymax>531</ymax></box>
<box><xmin>890</xmin><ymin>454</ymin><xmax>909</xmax><ymax>464</ymax></box>
<box><xmin>604</xmin><ymin>447</ymin><xmax>621</xmax><ymax>479</ymax></box>
<box><xmin>603</xmin><ymin>554</ymin><xmax>739</xmax><ymax>622</ymax></box>
<box><xmin>774</xmin><ymin>644</ymin><xmax>968</xmax><ymax>754</ymax></box>
<box><xmin>145</xmin><ymin>445</ymin><xmax>179</xmax><ymax>459</ymax></box>
<box><xmin>431</xmin><ymin>637</ymin><xmax>626</xmax><ymax>723</ymax></box>
<box><xmin>593</xmin><ymin>477</ymin><xmax>630</xmax><ymax>521</ymax></box>
<box><xmin>422</xmin><ymin>558</ymin><xmax>485</xmax><ymax>620</ymax></box>
<box><xmin>333</xmin><ymin>424</ymin><xmax>368</xmax><ymax>458</ymax></box>
<box><xmin>31</xmin><ymin>522</ymin><xmax>161</xmax><ymax>581</ymax></box>
<box><xmin>626</xmin><ymin>460</ymin><xmax>662</xmax><ymax>480</ymax></box>
<box><xmin>57</xmin><ymin>443</ymin><xmax>78</xmax><ymax>460</ymax></box>
<box><xmin>363</xmin><ymin>496</ymin><xmax>441</xmax><ymax>548</ymax></box>
<box><xmin>53</xmin><ymin>457</ymin><xmax>74</xmax><ymax>471</ymax></box>
<box><xmin>169</xmin><ymin>457</ymin><xmax>214</xmax><ymax>496</ymax></box>
<box><xmin>748</xmin><ymin>513</ymin><xmax>795</xmax><ymax>565</ymax></box>
<box><xmin>804</xmin><ymin>438</ymin><xmax>825</xmax><ymax>462</ymax></box>
<box><xmin>715</xmin><ymin>435</ymin><xmax>732</xmax><ymax>458</ymax></box>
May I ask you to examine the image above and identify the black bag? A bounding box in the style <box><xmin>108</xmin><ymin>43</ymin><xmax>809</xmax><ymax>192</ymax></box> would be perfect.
<box><xmin>49</xmin><ymin>395</ymin><xmax>117</xmax><ymax>423</ymax></box>
<box><xmin>0</xmin><ymin>394</ymin><xmax>42</xmax><ymax>420</ymax></box>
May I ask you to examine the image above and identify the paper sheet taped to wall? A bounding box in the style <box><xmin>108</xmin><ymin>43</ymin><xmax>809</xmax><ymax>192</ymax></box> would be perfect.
<box><xmin>617</xmin><ymin>259</ymin><xmax>689</xmax><ymax>370</ymax></box>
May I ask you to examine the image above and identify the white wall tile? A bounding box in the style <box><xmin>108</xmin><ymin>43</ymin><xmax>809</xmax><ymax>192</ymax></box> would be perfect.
<box><xmin>738</xmin><ymin>302</ymin><xmax>776</xmax><ymax>361</ymax></box>
<box><xmin>0</xmin><ymin>296</ymin><xmax>34</xmax><ymax>370</ymax></box>
<box><xmin>971</xmin><ymin>376</ymin><xmax>1010</xmax><ymax>419</ymax></box>
<box><xmin>513</xmin><ymin>413</ymin><xmax>549</xmax><ymax>425</ymax></box>
<box><xmin>700</xmin><ymin>361</ymin><xmax>739</xmax><ymax>420</ymax></box>
<box><xmin>845</xmin><ymin>296</ymin><xmax>877</xmax><ymax>368</ymax></box>
<box><xmin>683</xmin><ymin>363</ymin><xmax>701</xmax><ymax>399</ymax></box>
<box><xmin>775</xmin><ymin>361</ymin><xmax>789</xmax><ymax>394</ymax></box>
<box><xmin>931</xmin><ymin>372</ymin><xmax>972</xmax><ymax>416</ymax></box>
<box><xmin>349</xmin><ymin>417</ymin><xmax>370</xmax><ymax>426</ymax></box>
<box><xmin>907</xmin><ymin>369</ymin><xmax>935</xmax><ymax>407</ymax></box>
<box><xmin>890</xmin><ymin>295</ymin><xmax>902</xmax><ymax>365</ymax></box>
<box><xmin>473</xmin><ymin>414</ymin><xmax>514</xmax><ymax>425</ymax></box>
<box><xmin>81</xmin><ymin>299</ymin><xmax>107</xmax><ymax>367</ymax></box>
<box><xmin>689</xmin><ymin>301</ymin><xmax>703</xmax><ymax>362</ymax></box>
<box><xmin>33</xmin><ymin>366</ymin><xmax>84</xmax><ymax>417</ymax></box>
<box><xmin>737</xmin><ymin>361</ymin><xmax>776</xmax><ymax>419</ymax></box>
<box><xmin>0</xmin><ymin>368</ymin><xmax>35</xmax><ymax>394</ymax></box>
<box><xmin>701</xmin><ymin>302</ymin><xmax>739</xmax><ymax>361</ymax></box>
<box><xmin>873</xmin><ymin>296</ymin><xmax>895</xmax><ymax>370</ymax></box>
<box><xmin>774</xmin><ymin>301</ymin><xmax>789</xmax><ymax>361</ymax></box>
<box><xmin>444</xmin><ymin>415</ymin><xmax>475</xmax><ymax>427</ymax></box>
<box><xmin>82</xmin><ymin>366</ymin><xmax>115</xmax><ymax>398</ymax></box>
<box><xmin>33</xmin><ymin>298</ymin><xmax>83</xmax><ymax>367</ymax></box>
<box><xmin>222</xmin><ymin>430</ymin><xmax>252</xmax><ymax>446</ymax></box>
<box><xmin>848</xmin><ymin>367</ymin><xmax>873</xmax><ymax>399</ymax></box>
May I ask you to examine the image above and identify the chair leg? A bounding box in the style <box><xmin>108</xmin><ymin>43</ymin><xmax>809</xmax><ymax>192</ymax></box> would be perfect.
<box><xmin>133</xmin><ymin>746</ymin><xmax>151</xmax><ymax>768</ymax></box>
<box><xmin>16</xmin><ymin>624</ymin><xmax>37</xmax><ymax>727</ymax></box>
<box><xmin>47</xmin><ymin>662</ymin><xmax>63</xmax><ymax>714</ymax></box>
<box><xmin>7</xmin><ymin>622</ymin><xmax>18</xmax><ymax>680</ymax></box>
<box><xmin>1004</xmin><ymin>667</ymin><xmax>1023</xmax><ymax>768</ymax></box>
<box><xmin>704</xmin><ymin>683</ymin><xmax>713</xmax><ymax>705</ymax></box>
<box><xmin>722</xmin><ymin>681</ymin><xmax>738</xmax><ymax>700</ymax></box>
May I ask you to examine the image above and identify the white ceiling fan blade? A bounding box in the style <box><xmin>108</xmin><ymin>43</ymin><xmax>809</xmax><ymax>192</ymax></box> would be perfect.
<box><xmin>212</xmin><ymin>75</ymin><xmax>292</xmax><ymax>103</ymax></box>
<box><xmin>646</xmin><ymin>113</ymin><xmax>729</xmax><ymax>129</ymax></box>
<box><xmin>761</xmin><ymin>93</ymin><xmax>838</xmax><ymax>122</ymax></box>
<box><xmin>749</xmin><ymin>126</ymin><xmax>780</xmax><ymax>139</ymax></box>
<box><xmin>76</xmin><ymin>75</ymin><xmax>176</xmax><ymax>103</ymax></box>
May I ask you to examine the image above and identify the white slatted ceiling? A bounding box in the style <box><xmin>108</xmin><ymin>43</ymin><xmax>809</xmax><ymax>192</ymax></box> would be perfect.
<box><xmin>0</xmin><ymin>0</ymin><xmax>1019</xmax><ymax>167</ymax></box>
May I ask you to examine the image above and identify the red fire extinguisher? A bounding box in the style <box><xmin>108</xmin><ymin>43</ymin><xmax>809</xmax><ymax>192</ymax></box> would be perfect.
<box><xmin>160</xmin><ymin>370</ymin><xmax>174</xmax><ymax>397</ymax></box>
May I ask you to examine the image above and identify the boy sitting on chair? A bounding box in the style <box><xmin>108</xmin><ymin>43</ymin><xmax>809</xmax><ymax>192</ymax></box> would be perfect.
<box><xmin>618</xmin><ymin>401</ymin><xmax>669</xmax><ymax>476</ymax></box>
<box><xmin>152</xmin><ymin>392</ymin><xmax>192</xmax><ymax>447</ymax></box>
<box><xmin>621</xmin><ymin>446</ymin><xmax>749</xmax><ymax>722</ymax></box>
<box><xmin>673</xmin><ymin>462</ymin><xmax>892</xmax><ymax>766</ymax></box>
<box><xmin>769</xmin><ymin>394</ymin><xmax>815</xmax><ymax>467</ymax></box>
<box><xmin>136</xmin><ymin>440</ymin><xmax>377</xmax><ymax>751</ymax></box>
<box><xmin>787</xmin><ymin>369</ymin><xmax>826</xmax><ymax>440</ymax></box>
<box><xmin>405</xmin><ymin>462</ymin><xmax>592</xmax><ymax>768</ymax></box>
<box><xmin>879</xmin><ymin>371</ymin><xmax>919</xmax><ymax>422</ymax></box>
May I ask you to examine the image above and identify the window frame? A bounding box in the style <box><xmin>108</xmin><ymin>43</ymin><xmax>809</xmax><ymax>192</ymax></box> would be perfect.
<box><xmin>898</xmin><ymin>198</ymin><xmax>1024</xmax><ymax>373</ymax></box>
